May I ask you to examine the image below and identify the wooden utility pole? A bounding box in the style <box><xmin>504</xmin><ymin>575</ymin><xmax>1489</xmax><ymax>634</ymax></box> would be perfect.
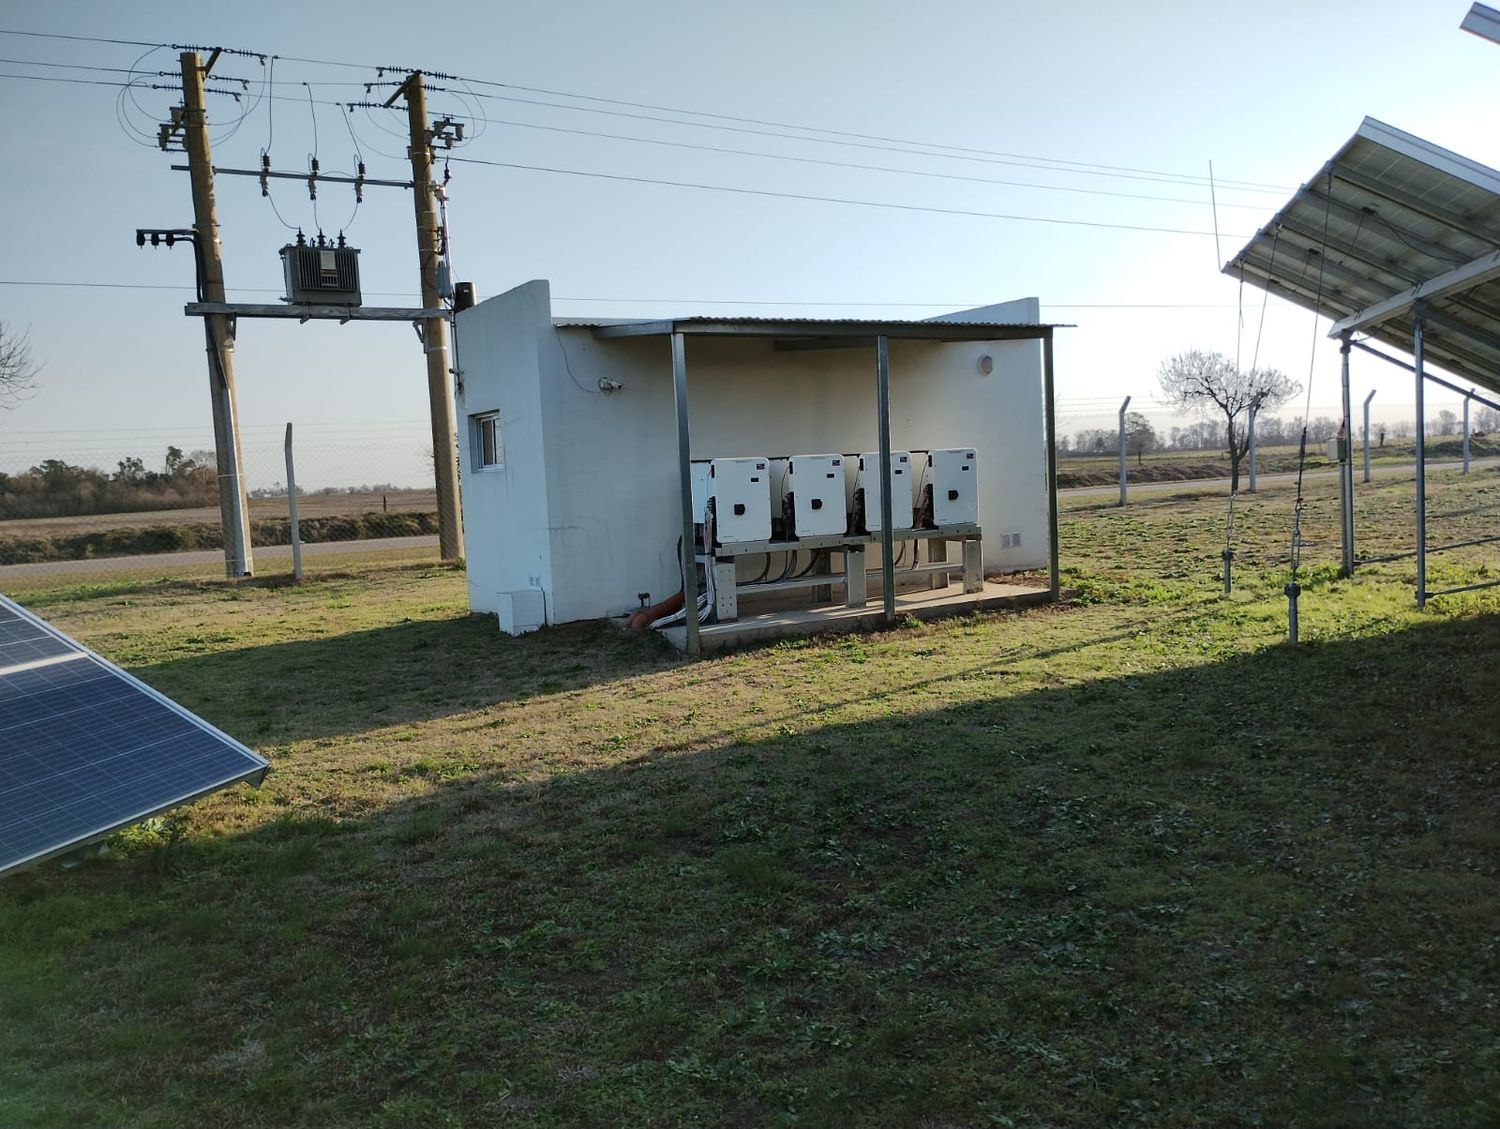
<box><xmin>180</xmin><ymin>50</ymin><xmax>254</xmax><ymax>577</ymax></box>
<box><xmin>398</xmin><ymin>72</ymin><xmax>464</xmax><ymax>561</ymax></box>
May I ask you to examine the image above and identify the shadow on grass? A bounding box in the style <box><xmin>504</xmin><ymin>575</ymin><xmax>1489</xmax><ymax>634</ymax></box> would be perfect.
<box><xmin>129</xmin><ymin>612</ymin><xmax>683</xmax><ymax>744</ymax></box>
<box><xmin>3</xmin><ymin>614</ymin><xmax>1499</xmax><ymax>1128</ymax></box>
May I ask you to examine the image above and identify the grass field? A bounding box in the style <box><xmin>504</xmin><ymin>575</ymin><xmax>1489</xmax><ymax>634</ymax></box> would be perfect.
<box><xmin>2</xmin><ymin>469</ymin><xmax>1499</xmax><ymax>1127</ymax></box>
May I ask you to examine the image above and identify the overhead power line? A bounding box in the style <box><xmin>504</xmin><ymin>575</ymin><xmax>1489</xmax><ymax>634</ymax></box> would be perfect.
<box><xmin>446</xmin><ymin>154</ymin><xmax>1251</xmax><ymax>237</ymax></box>
<box><xmin>457</xmin><ymin>115</ymin><xmax>1269</xmax><ymax>211</ymax></box>
<box><xmin>0</xmin><ymin>280</ymin><xmax>1256</xmax><ymax>309</ymax></box>
<box><xmin>0</xmin><ymin>27</ymin><xmax>1287</xmax><ymax>195</ymax></box>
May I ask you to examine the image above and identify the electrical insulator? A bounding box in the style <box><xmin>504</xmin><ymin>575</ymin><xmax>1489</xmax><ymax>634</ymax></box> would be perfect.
<box><xmin>260</xmin><ymin>152</ymin><xmax>270</xmax><ymax>198</ymax></box>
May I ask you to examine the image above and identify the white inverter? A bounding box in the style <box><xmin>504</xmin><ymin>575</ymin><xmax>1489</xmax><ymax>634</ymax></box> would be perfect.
<box><xmin>770</xmin><ymin>454</ymin><xmax>847</xmax><ymax>539</ymax></box>
<box><xmin>846</xmin><ymin>451</ymin><xmax>912</xmax><ymax>534</ymax></box>
<box><xmin>690</xmin><ymin>457</ymin><xmax>773</xmax><ymax>546</ymax></box>
<box><xmin>915</xmin><ymin>448</ymin><xmax>978</xmax><ymax>528</ymax></box>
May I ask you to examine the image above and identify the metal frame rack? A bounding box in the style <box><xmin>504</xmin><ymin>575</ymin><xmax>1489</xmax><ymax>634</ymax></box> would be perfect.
<box><xmin>699</xmin><ymin>525</ymin><xmax>984</xmax><ymax>623</ymax></box>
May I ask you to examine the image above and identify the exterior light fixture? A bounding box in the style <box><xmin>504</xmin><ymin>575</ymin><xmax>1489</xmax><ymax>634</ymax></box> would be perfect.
<box><xmin>977</xmin><ymin>354</ymin><xmax>994</xmax><ymax>376</ymax></box>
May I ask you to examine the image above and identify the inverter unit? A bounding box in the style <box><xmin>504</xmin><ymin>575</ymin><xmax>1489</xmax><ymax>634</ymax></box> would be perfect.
<box><xmin>845</xmin><ymin>451</ymin><xmax>912</xmax><ymax>534</ymax></box>
<box><xmin>279</xmin><ymin>237</ymin><xmax>362</xmax><ymax>306</ymax></box>
<box><xmin>915</xmin><ymin>448</ymin><xmax>978</xmax><ymax>528</ymax></box>
<box><xmin>770</xmin><ymin>454</ymin><xmax>847</xmax><ymax>539</ymax></box>
<box><xmin>690</xmin><ymin>457</ymin><xmax>772</xmax><ymax>547</ymax></box>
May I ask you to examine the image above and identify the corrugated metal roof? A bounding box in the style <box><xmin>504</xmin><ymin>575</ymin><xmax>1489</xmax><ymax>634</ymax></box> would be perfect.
<box><xmin>1225</xmin><ymin>117</ymin><xmax>1500</xmax><ymax>394</ymax></box>
<box><xmin>553</xmin><ymin>315</ymin><xmax>1061</xmax><ymax>329</ymax></box>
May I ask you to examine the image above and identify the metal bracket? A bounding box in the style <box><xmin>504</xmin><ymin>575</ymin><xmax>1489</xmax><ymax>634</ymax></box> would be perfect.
<box><xmin>413</xmin><ymin>322</ymin><xmax>426</xmax><ymax>345</ymax></box>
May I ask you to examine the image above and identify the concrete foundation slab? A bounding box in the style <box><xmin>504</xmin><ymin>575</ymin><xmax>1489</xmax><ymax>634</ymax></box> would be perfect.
<box><xmin>660</xmin><ymin>579</ymin><xmax>1051</xmax><ymax>653</ymax></box>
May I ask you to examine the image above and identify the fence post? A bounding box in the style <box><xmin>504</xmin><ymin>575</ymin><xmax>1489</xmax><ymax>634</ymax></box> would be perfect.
<box><xmin>284</xmin><ymin>422</ymin><xmax>303</xmax><ymax>581</ymax></box>
<box><xmin>1362</xmin><ymin>390</ymin><xmax>1376</xmax><ymax>483</ymax></box>
<box><xmin>1117</xmin><ymin>395</ymin><xmax>1131</xmax><ymax>507</ymax></box>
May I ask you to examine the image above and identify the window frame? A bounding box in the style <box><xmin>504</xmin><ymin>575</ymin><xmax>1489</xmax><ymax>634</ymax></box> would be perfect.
<box><xmin>470</xmin><ymin>410</ymin><xmax>504</xmax><ymax>472</ymax></box>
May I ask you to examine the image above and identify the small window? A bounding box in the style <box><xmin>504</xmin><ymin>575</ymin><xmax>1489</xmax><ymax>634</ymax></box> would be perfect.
<box><xmin>471</xmin><ymin>411</ymin><xmax>503</xmax><ymax>471</ymax></box>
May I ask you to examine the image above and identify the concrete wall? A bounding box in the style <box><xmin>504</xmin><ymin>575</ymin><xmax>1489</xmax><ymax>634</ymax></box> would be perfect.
<box><xmin>453</xmin><ymin>281</ymin><xmax>555</xmax><ymax>627</ymax></box>
<box><xmin>454</xmin><ymin>280</ymin><xmax>1051</xmax><ymax>629</ymax></box>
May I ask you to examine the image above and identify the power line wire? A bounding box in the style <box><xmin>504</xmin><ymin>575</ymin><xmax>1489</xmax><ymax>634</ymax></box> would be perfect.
<box><xmin>0</xmin><ymin>28</ymin><xmax>1287</xmax><ymax>195</ymax></box>
<box><xmin>447</xmin><ymin>153</ymin><xmax>1251</xmax><ymax>237</ymax></box>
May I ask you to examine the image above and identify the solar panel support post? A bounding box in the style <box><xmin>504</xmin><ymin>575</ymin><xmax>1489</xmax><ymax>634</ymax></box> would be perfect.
<box><xmin>1463</xmin><ymin>389</ymin><xmax>1473</xmax><ymax>473</ymax></box>
<box><xmin>1117</xmin><ymin>396</ymin><xmax>1131</xmax><ymax>507</ymax></box>
<box><xmin>1043</xmin><ymin>328</ymin><xmax>1061</xmax><ymax>600</ymax></box>
<box><xmin>1247</xmin><ymin>402</ymin><xmax>1259</xmax><ymax>493</ymax></box>
<box><xmin>180</xmin><ymin>50</ymin><xmax>253</xmax><ymax>579</ymax></box>
<box><xmin>1414</xmin><ymin>313</ymin><xmax>1428</xmax><ymax>608</ymax></box>
<box><xmin>875</xmin><ymin>334</ymin><xmax>897</xmax><ymax>624</ymax></box>
<box><xmin>1339</xmin><ymin>334</ymin><xmax>1355</xmax><ymax>577</ymax></box>
<box><xmin>284</xmin><ymin>423</ymin><xmax>303</xmax><ymax>582</ymax></box>
<box><xmin>671</xmin><ymin>332</ymin><xmax>700</xmax><ymax>656</ymax></box>
<box><xmin>1362</xmin><ymin>390</ymin><xmax>1376</xmax><ymax>483</ymax></box>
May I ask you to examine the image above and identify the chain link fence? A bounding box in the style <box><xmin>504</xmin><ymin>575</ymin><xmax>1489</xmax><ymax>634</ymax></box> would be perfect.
<box><xmin>0</xmin><ymin>423</ymin><xmax>448</xmax><ymax>597</ymax></box>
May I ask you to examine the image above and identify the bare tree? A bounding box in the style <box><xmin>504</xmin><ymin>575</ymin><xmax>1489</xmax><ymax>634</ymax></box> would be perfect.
<box><xmin>0</xmin><ymin>323</ymin><xmax>41</xmax><ymax>407</ymax></box>
<box><xmin>1157</xmin><ymin>350</ymin><xmax>1299</xmax><ymax>491</ymax></box>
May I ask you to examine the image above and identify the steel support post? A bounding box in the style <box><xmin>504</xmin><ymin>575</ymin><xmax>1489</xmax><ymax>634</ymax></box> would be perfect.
<box><xmin>1339</xmin><ymin>335</ymin><xmax>1355</xmax><ymax>576</ymax></box>
<box><xmin>1414</xmin><ymin>316</ymin><xmax>1428</xmax><ymax>608</ymax></box>
<box><xmin>1117</xmin><ymin>395</ymin><xmax>1131</xmax><ymax>507</ymax></box>
<box><xmin>875</xmin><ymin>335</ymin><xmax>896</xmax><ymax>624</ymax></box>
<box><xmin>1247</xmin><ymin>402</ymin><xmax>1258</xmax><ymax>493</ymax></box>
<box><xmin>1464</xmin><ymin>390</ymin><xmax>1473</xmax><ymax>473</ymax></box>
<box><xmin>671</xmin><ymin>332</ymin><xmax>700</xmax><ymax>654</ymax></box>
<box><xmin>1043</xmin><ymin>330</ymin><xmax>1061</xmax><ymax>600</ymax></box>
<box><xmin>1362</xmin><ymin>390</ymin><xmax>1375</xmax><ymax>483</ymax></box>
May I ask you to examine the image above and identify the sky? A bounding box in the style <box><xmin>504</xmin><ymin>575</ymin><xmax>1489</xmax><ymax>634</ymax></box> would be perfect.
<box><xmin>2</xmin><ymin>0</ymin><xmax>1499</xmax><ymax>486</ymax></box>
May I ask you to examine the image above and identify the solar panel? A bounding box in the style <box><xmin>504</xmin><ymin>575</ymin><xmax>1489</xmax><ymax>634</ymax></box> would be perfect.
<box><xmin>0</xmin><ymin>594</ymin><xmax>269</xmax><ymax>877</ymax></box>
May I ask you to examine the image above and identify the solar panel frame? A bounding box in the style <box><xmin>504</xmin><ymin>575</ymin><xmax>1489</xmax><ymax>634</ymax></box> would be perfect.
<box><xmin>1224</xmin><ymin>116</ymin><xmax>1500</xmax><ymax>395</ymax></box>
<box><xmin>0</xmin><ymin>594</ymin><xmax>269</xmax><ymax>877</ymax></box>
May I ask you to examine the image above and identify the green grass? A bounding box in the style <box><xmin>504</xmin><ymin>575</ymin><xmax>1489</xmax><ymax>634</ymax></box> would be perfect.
<box><xmin>2</xmin><ymin>469</ymin><xmax>1499</xmax><ymax>1126</ymax></box>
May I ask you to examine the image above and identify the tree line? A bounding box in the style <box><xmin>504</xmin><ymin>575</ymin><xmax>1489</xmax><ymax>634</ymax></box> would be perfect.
<box><xmin>0</xmin><ymin>448</ymin><xmax>219</xmax><ymax>520</ymax></box>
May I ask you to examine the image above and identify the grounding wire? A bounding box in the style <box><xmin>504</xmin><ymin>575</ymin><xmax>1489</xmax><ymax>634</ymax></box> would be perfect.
<box><xmin>1287</xmin><ymin>174</ymin><xmax>1336</xmax><ymax>592</ymax></box>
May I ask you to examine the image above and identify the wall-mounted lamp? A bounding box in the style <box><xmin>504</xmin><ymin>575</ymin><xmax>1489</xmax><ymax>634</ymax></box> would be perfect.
<box><xmin>977</xmin><ymin>354</ymin><xmax>994</xmax><ymax>376</ymax></box>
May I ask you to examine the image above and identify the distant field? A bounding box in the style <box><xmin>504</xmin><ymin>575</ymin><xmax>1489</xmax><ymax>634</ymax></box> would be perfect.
<box><xmin>0</xmin><ymin>489</ymin><xmax>436</xmax><ymax>538</ymax></box>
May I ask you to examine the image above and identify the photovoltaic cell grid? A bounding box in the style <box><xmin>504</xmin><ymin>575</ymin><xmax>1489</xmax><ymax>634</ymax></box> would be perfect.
<box><xmin>0</xmin><ymin>595</ymin><xmax>269</xmax><ymax>877</ymax></box>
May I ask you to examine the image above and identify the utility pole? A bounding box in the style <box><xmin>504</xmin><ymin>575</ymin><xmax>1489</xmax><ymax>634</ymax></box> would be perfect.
<box><xmin>180</xmin><ymin>50</ymin><xmax>254</xmax><ymax>577</ymax></box>
<box><xmin>393</xmin><ymin>72</ymin><xmax>464</xmax><ymax>561</ymax></box>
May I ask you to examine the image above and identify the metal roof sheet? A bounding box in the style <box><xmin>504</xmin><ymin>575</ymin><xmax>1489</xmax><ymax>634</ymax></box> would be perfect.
<box><xmin>1224</xmin><ymin>117</ymin><xmax>1500</xmax><ymax>394</ymax></box>
<box><xmin>552</xmin><ymin>315</ymin><xmax>1065</xmax><ymax>342</ymax></box>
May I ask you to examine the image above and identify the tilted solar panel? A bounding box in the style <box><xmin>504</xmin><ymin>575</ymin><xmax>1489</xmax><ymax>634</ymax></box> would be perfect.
<box><xmin>0</xmin><ymin>594</ymin><xmax>269</xmax><ymax>877</ymax></box>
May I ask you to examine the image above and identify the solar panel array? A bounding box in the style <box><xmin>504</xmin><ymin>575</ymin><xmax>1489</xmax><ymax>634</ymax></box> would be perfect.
<box><xmin>0</xmin><ymin>594</ymin><xmax>269</xmax><ymax>877</ymax></box>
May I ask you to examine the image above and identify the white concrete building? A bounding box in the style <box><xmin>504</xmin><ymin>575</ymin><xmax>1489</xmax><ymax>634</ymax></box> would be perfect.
<box><xmin>452</xmin><ymin>279</ymin><xmax>1061</xmax><ymax>639</ymax></box>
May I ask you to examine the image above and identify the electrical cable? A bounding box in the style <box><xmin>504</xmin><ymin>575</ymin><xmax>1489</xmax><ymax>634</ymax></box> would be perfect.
<box><xmin>306</xmin><ymin>82</ymin><xmax>321</xmax><ymax>234</ymax></box>
<box><xmin>1286</xmin><ymin>174</ymin><xmax>1336</xmax><ymax>619</ymax></box>
<box><xmin>444</xmin><ymin>113</ymin><xmax>1272</xmax><ymax>211</ymax></box>
<box><xmin>446</xmin><ymin>154</ymin><xmax>1247</xmax><ymax>239</ymax></box>
<box><xmin>0</xmin><ymin>29</ymin><xmax>1291</xmax><ymax>195</ymax></box>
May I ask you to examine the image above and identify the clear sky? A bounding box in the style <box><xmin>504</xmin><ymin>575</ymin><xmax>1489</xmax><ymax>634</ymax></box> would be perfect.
<box><xmin>2</xmin><ymin>0</ymin><xmax>1498</xmax><ymax>484</ymax></box>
